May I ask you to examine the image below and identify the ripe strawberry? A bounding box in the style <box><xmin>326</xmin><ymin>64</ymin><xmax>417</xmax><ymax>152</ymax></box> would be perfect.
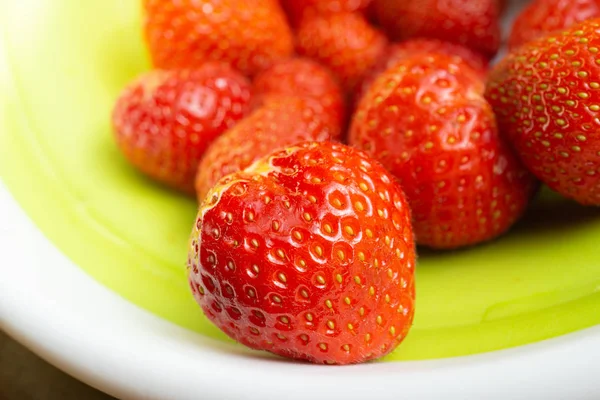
<box><xmin>355</xmin><ymin>39</ymin><xmax>490</xmax><ymax>106</ymax></box>
<box><xmin>188</xmin><ymin>141</ymin><xmax>416</xmax><ymax>365</ymax></box>
<box><xmin>281</xmin><ymin>0</ymin><xmax>372</xmax><ymax>27</ymax></box>
<box><xmin>509</xmin><ymin>0</ymin><xmax>600</xmax><ymax>50</ymax></box>
<box><xmin>349</xmin><ymin>54</ymin><xmax>537</xmax><ymax>249</ymax></box>
<box><xmin>251</xmin><ymin>58</ymin><xmax>347</xmax><ymax>128</ymax></box>
<box><xmin>296</xmin><ymin>12</ymin><xmax>388</xmax><ymax>93</ymax></box>
<box><xmin>373</xmin><ymin>0</ymin><xmax>501</xmax><ymax>59</ymax></box>
<box><xmin>195</xmin><ymin>96</ymin><xmax>343</xmax><ymax>201</ymax></box>
<box><xmin>486</xmin><ymin>19</ymin><xmax>600</xmax><ymax>205</ymax></box>
<box><xmin>143</xmin><ymin>0</ymin><xmax>294</xmax><ymax>77</ymax></box>
<box><xmin>112</xmin><ymin>65</ymin><xmax>251</xmax><ymax>194</ymax></box>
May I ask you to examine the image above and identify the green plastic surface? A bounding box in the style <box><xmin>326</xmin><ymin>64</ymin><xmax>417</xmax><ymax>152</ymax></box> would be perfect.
<box><xmin>1</xmin><ymin>0</ymin><xmax>600</xmax><ymax>362</ymax></box>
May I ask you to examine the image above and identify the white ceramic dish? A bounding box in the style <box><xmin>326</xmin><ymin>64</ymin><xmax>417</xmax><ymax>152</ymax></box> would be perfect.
<box><xmin>1</xmin><ymin>180</ymin><xmax>600</xmax><ymax>399</ymax></box>
<box><xmin>2</xmin><ymin>0</ymin><xmax>600</xmax><ymax>398</ymax></box>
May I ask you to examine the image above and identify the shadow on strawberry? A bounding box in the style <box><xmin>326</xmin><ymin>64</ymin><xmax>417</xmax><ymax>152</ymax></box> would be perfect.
<box><xmin>515</xmin><ymin>188</ymin><xmax>600</xmax><ymax>236</ymax></box>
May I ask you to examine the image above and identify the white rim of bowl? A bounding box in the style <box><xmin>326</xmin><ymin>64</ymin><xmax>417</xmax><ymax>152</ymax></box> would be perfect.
<box><xmin>1</xmin><ymin>179</ymin><xmax>600</xmax><ymax>400</ymax></box>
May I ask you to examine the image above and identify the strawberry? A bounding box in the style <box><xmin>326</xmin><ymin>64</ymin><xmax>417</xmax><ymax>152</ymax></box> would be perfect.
<box><xmin>112</xmin><ymin>64</ymin><xmax>251</xmax><ymax>194</ymax></box>
<box><xmin>143</xmin><ymin>0</ymin><xmax>294</xmax><ymax>77</ymax></box>
<box><xmin>486</xmin><ymin>18</ymin><xmax>600</xmax><ymax>205</ymax></box>
<box><xmin>349</xmin><ymin>54</ymin><xmax>537</xmax><ymax>249</ymax></box>
<box><xmin>251</xmin><ymin>58</ymin><xmax>347</xmax><ymax>128</ymax></box>
<box><xmin>373</xmin><ymin>0</ymin><xmax>501</xmax><ymax>59</ymax></box>
<box><xmin>195</xmin><ymin>96</ymin><xmax>343</xmax><ymax>201</ymax></box>
<box><xmin>281</xmin><ymin>0</ymin><xmax>372</xmax><ymax>28</ymax></box>
<box><xmin>509</xmin><ymin>0</ymin><xmax>600</xmax><ymax>50</ymax></box>
<box><xmin>188</xmin><ymin>141</ymin><xmax>416</xmax><ymax>364</ymax></box>
<box><xmin>296</xmin><ymin>12</ymin><xmax>388</xmax><ymax>93</ymax></box>
<box><xmin>355</xmin><ymin>39</ymin><xmax>490</xmax><ymax>106</ymax></box>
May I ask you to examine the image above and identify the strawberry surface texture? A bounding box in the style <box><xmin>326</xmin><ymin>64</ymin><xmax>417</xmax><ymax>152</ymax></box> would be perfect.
<box><xmin>296</xmin><ymin>12</ymin><xmax>388</xmax><ymax>93</ymax></box>
<box><xmin>350</xmin><ymin>54</ymin><xmax>538</xmax><ymax>249</ymax></box>
<box><xmin>188</xmin><ymin>141</ymin><xmax>416</xmax><ymax>364</ymax></box>
<box><xmin>355</xmin><ymin>39</ymin><xmax>489</xmax><ymax>106</ymax></box>
<box><xmin>195</xmin><ymin>96</ymin><xmax>343</xmax><ymax>202</ymax></box>
<box><xmin>373</xmin><ymin>0</ymin><xmax>501</xmax><ymax>58</ymax></box>
<box><xmin>251</xmin><ymin>58</ymin><xmax>347</xmax><ymax>129</ymax></box>
<box><xmin>509</xmin><ymin>0</ymin><xmax>600</xmax><ymax>50</ymax></box>
<box><xmin>144</xmin><ymin>0</ymin><xmax>294</xmax><ymax>76</ymax></box>
<box><xmin>487</xmin><ymin>18</ymin><xmax>600</xmax><ymax>205</ymax></box>
<box><xmin>281</xmin><ymin>0</ymin><xmax>373</xmax><ymax>28</ymax></box>
<box><xmin>112</xmin><ymin>65</ymin><xmax>251</xmax><ymax>194</ymax></box>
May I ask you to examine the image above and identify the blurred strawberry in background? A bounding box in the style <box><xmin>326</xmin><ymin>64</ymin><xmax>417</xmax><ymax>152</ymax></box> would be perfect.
<box><xmin>373</xmin><ymin>0</ymin><xmax>501</xmax><ymax>59</ymax></box>
<box><xmin>296</xmin><ymin>12</ymin><xmax>388</xmax><ymax>94</ymax></box>
<box><xmin>144</xmin><ymin>0</ymin><xmax>294</xmax><ymax>77</ymax></box>
<box><xmin>509</xmin><ymin>0</ymin><xmax>600</xmax><ymax>49</ymax></box>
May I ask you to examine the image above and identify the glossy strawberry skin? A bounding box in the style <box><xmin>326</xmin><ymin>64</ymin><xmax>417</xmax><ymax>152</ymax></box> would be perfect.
<box><xmin>355</xmin><ymin>39</ymin><xmax>490</xmax><ymax>106</ymax></box>
<box><xmin>143</xmin><ymin>0</ymin><xmax>294</xmax><ymax>77</ymax></box>
<box><xmin>195</xmin><ymin>96</ymin><xmax>343</xmax><ymax>202</ymax></box>
<box><xmin>281</xmin><ymin>0</ymin><xmax>372</xmax><ymax>27</ymax></box>
<box><xmin>112</xmin><ymin>65</ymin><xmax>251</xmax><ymax>194</ymax></box>
<box><xmin>509</xmin><ymin>0</ymin><xmax>600</xmax><ymax>50</ymax></box>
<box><xmin>374</xmin><ymin>0</ymin><xmax>501</xmax><ymax>59</ymax></box>
<box><xmin>350</xmin><ymin>54</ymin><xmax>537</xmax><ymax>249</ymax></box>
<box><xmin>486</xmin><ymin>19</ymin><xmax>600</xmax><ymax>205</ymax></box>
<box><xmin>296</xmin><ymin>12</ymin><xmax>388</xmax><ymax>93</ymax></box>
<box><xmin>251</xmin><ymin>58</ymin><xmax>347</xmax><ymax>129</ymax></box>
<box><xmin>188</xmin><ymin>141</ymin><xmax>416</xmax><ymax>365</ymax></box>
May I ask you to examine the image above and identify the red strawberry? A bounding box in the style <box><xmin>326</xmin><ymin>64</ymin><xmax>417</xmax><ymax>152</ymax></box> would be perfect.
<box><xmin>349</xmin><ymin>54</ymin><xmax>537</xmax><ymax>249</ymax></box>
<box><xmin>281</xmin><ymin>0</ymin><xmax>372</xmax><ymax>27</ymax></box>
<box><xmin>252</xmin><ymin>58</ymin><xmax>347</xmax><ymax>128</ymax></box>
<box><xmin>296</xmin><ymin>12</ymin><xmax>388</xmax><ymax>93</ymax></box>
<box><xmin>486</xmin><ymin>18</ymin><xmax>600</xmax><ymax>205</ymax></box>
<box><xmin>188</xmin><ymin>141</ymin><xmax>416</xmax><ymax>365</ymax></box>
<box><xmin>509</xmin><ymin>0</ymin><xmax>600</xmax><ymax>50</ymax></box>
<box><xmin>355</xmin><ymin>39</ymin><xmax>490</xmax><ymax>106</ymax></box>
<box><xmin>112</xmin><ymin>65</ymin><xmax>251</xmax><ymax>194</ymax></box>
<box><xmin>143</xmin><ymin>0</ymin><xmax>294</xmax><ymax>77</ymax></box>
<box><xmin>373</xmin><ymin>0</ymin><xmax>501</xmax><ymax>59</ymax></box>
<box><xmin>195</xmin><ymin>96</ymin><xmax>343</xmax><ymax>201</ymax></box>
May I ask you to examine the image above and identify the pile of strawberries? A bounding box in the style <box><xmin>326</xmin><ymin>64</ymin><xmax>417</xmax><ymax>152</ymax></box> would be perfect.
<box><xmin>112</xmin><ymin>0</ymin><xmax>600</xmax><ymax>365</ymax></box>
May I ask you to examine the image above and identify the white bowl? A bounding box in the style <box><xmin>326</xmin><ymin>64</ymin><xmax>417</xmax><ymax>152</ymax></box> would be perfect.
<box><xmin>1</xmin><ymin>0</ymin><xmax>600</xmax><ymax>399</ymax></box>
<box><xmin>2</xmin><ymin>181</ymin><xmax>600</xmax><ymax>399</ymax></box>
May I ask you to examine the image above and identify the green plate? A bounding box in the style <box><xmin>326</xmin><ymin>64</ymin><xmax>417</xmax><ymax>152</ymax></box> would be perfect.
<box><xmin>1</xmin><ymin>0</ymin><xmax>600</xmax><ymax>362</ymax></box>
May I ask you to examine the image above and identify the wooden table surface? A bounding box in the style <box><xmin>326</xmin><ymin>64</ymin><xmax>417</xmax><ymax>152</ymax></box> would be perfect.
<box><xmin>0</xmin><ymin>330</ymin><xmax>115</xmax><ymax>400</ymax></box>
